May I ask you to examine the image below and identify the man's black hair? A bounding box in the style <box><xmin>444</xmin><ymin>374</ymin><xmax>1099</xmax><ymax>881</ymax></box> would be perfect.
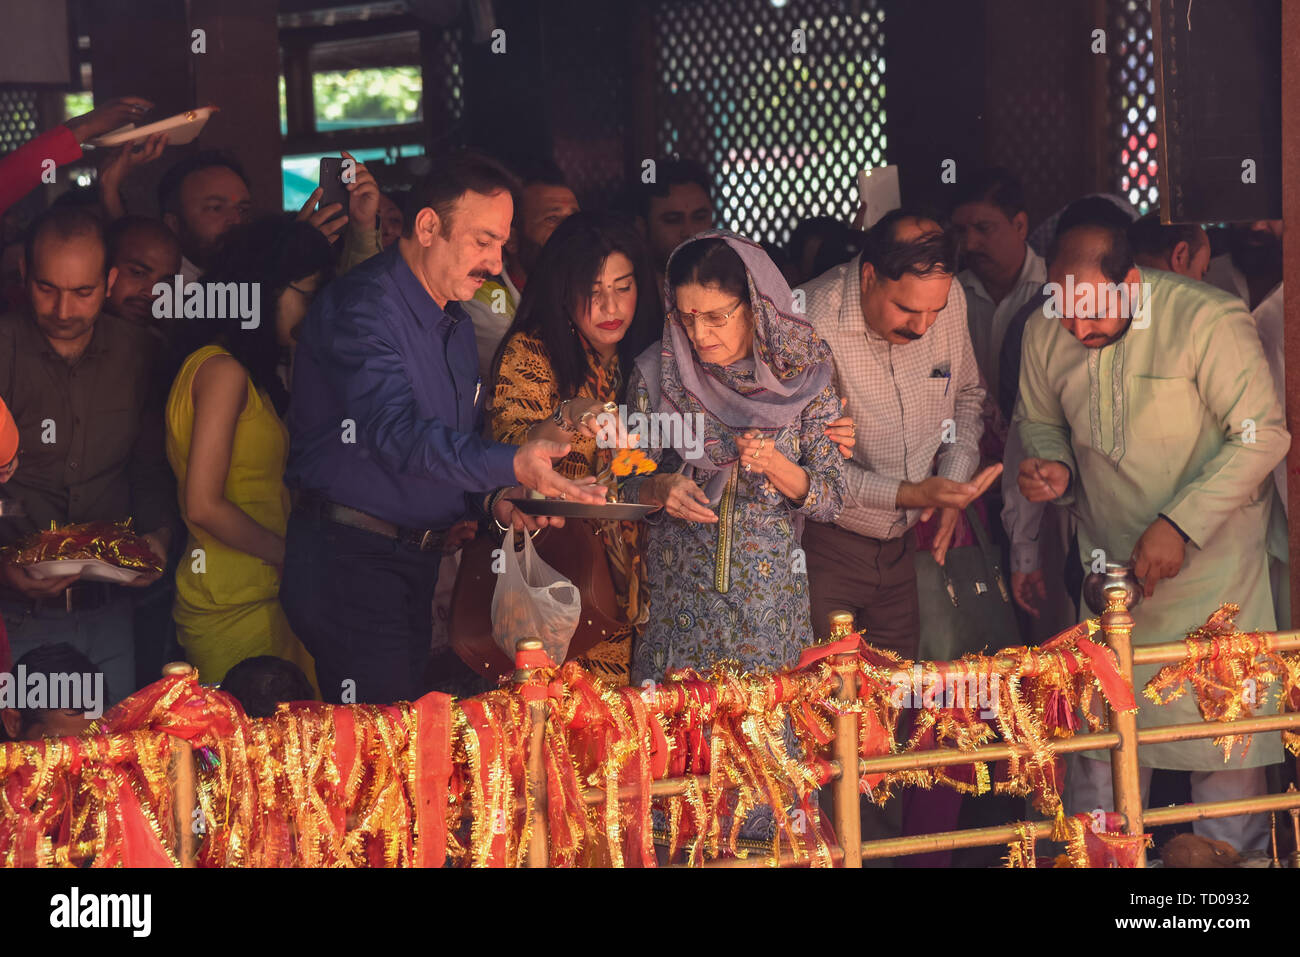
<box><xmin>105</xmin><ymin>215</ymin><xmax>181</xmax><ymax>264</ymax></box>
<box><xmin>949</xmin><ymin>166</ymin><xmax>1027</xmax><ymax>221</ymax></box>
<box><xmin>22</xmin><ymin>205</ymin><xmax>109</xmax><ymax>278</ymax></box>
<box><xmin>509</xmin><ymin>155</ymin><xmax>570</xmax><ymax>191</ymax></box>
<box><xmin>220</xmin><ymin>655</ymin><xmax>315</xmax><ymax>718</ymax></box>
<box><xmin>635</xmin><ymin>157</ymin><xmax>713</xmax><ymax>221</ymax></box>
<box><xmin>1127</xmin><ymin>212</ymin><xmax>1206</xmax><ymax>260</ymax></box>
<box><xmin>157</xmin><ymin>150</ymin><xmax>250</xmax><ymax>217</ymax></box>
<box><xmin>789</xmin><ymin>216</ymin><xmax>867</xmax><ymax>279</ymax></box>
<box><xmin>13</xmin><ymin>643</ymin><xmax>101</xmax><ymax>735</ymax></box>
<box><xmin>861</xmin><ymin>208</ymin><xmax>959</xmax><ymax>281</ymax></box>
<box><xmin>405</xmin><ymin>149</ymin><xmax>522</xmax><ymax>239</ymax></box>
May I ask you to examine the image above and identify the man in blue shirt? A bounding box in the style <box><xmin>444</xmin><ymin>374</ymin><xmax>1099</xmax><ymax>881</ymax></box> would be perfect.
<box><xmin>282</xmin><ymin>151</ymin><xmax>604</xmax><ymax>705</ymax></box>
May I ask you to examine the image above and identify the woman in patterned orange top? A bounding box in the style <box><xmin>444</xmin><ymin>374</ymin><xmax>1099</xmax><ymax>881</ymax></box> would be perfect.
<box><xmin>488</xmin><ymin>212</ymin><xmax>663</xmax><ymax>684</ymax></box>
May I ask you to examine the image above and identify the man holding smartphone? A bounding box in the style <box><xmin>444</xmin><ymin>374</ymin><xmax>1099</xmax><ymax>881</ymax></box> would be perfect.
<box><xmin>155</xmin><ymin>149</ymin><xmax>379</xmax><ymax>282</ymax></box>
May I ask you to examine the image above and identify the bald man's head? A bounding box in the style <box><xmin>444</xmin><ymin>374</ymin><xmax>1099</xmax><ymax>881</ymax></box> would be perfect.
<box><xmin>1047</xmin><ymin>223</ymin><xmax>1135</xmax><ymax>284</ymax></box>
<box><xmin>1045</xmin><ymin>223</ymin><xmax>1143</xmax><ymax>349</ymax></box>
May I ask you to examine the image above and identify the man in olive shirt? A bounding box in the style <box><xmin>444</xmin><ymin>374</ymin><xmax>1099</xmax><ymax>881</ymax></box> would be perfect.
<box><xmin>0</xmin><ymin>207</ymin><xmax>175</xmax><ymax>706</ymax></box>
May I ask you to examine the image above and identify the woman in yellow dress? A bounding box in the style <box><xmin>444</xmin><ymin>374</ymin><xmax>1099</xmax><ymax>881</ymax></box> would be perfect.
<box><xmin>489</xmin><ymin>212</ymin><xmax>663</xmax><ymax>684</ymax></box>
<box><xmin>164</xmin><ymin>216</ymin><xmax>332</xmax><ymax>688</ymax></box>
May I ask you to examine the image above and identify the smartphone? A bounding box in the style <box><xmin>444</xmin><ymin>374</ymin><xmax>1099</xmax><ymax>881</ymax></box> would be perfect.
<box><xmin>317</xmin><ymin>157</ymin><xmax>350</xmax><ymax>218</ymax></box>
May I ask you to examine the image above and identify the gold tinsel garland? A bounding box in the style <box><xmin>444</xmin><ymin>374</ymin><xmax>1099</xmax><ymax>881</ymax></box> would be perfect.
<box><xmin>1143</xmin><ymin>603</ymin><xmax>1300</xmax><ymax>761</ymax></box>
<box><xmin>5</xmin><ymin>607</ymin><xmax>1294</xmax><ymax>867</ymax></box>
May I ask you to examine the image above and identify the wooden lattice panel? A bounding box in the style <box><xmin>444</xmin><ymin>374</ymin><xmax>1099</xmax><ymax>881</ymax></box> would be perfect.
<box><xmin>0</xmin><ymin>89</ymin><xmax>40</xmax><ymax>154</ymax></box>
<box><xmin>429</xmin><ymin>23</ymin><xmax>464</xmax><ymax>132</ymax></box>
<box><xmin>1108</xmin><ymin>0</ymin><xmax>1160</xmax><ymax>213</ymax></box>
<box><xmin>653</xmin><ymin>0</ymin><xmax>886</xmax><ymax>247</ymax></box>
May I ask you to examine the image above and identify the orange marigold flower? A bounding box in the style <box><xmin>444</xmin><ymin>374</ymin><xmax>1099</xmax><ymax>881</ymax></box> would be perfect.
<box><xmin>612</xmin><ymin>447</ymin><xmax>654</xmax><ymax>477</ymax></box>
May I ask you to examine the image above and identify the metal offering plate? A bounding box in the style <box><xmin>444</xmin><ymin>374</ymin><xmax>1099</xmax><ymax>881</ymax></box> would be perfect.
<box><xmin>508</xmin><ymin>498</ymin><xmax>658</xmax><ymax>521</ymax></box>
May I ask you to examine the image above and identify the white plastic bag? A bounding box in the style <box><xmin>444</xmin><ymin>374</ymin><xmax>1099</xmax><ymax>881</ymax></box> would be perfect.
<box><xmin>490</xmin><ymin>529</ymin><xmax>581</xmax><ymax>664</ymax></box>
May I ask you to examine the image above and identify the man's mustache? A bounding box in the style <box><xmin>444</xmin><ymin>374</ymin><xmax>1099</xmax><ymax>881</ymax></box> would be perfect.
<box><xmin>894</xmin><ymin>327</ymin><xmax>923</xmax><ymax>340</ymax></box>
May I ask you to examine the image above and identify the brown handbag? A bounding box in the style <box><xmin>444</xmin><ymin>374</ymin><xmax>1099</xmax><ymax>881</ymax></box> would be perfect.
<box><xmin>449</xmin><ymin>518</ymin><xmax>626</xmax><ymax>678</ymax></box>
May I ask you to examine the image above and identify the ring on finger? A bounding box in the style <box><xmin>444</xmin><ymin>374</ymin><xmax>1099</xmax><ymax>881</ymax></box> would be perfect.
<box><xmin>752</xmin><ymin>447</ymin><xmax>760</xmax><ymax>459</ymax></box>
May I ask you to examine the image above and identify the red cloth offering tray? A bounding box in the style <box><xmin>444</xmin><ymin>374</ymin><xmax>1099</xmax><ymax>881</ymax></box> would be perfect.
<box><xmin>5</xmin><ymin>520</ymin><xmax>162</xmax><ymax>578</ymax></box>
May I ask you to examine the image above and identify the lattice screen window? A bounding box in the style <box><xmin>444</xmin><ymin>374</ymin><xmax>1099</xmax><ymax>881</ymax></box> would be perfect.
<box><xmin>1108</xmin><ymin>0</ymin><xmax>1159</xmax><ymax>214</ymax></box>
<box><xmin>654</xmin><ymin>0</ymin><xmax>885</xmax><ymax>247</ymax></box>
<box><xmin>0</xmin><ymin>89</ymin><xmax>40</xmax><ymax>154</ymax></box>
<box><xmin>427</xmin><ymin>24</ymin><xmax>465</xmax><ymax>131</ymax></box>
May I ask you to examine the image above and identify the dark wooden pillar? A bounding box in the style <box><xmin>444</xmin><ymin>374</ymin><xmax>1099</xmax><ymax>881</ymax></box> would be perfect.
<box><xmin>459</xmin><ymin>0</ymin><xmax>549</xmax><ymax>162</ymax></box>
<box><xmin>882</xmin><ymin>0</ymin><xmax>987</xmax><ymax>212</ymax></box>
<box><xmin>629</xmin><ymin>0</ymin><xmax>658</xmax><ymax>183</ymax></box>
<box><xmin>89</xmin><ymin>0</ymin><xmax>281</xmax><ymax>215</ymax></box>
<box><xmin>190</xmin><ymin>0</ymin><xmax>282</xmax><ymax>211</ymax></box>
<box><xmin>1282</xmin><ymin>0</ymin><xmax>1300</xmax><ymax>627</ymax></box>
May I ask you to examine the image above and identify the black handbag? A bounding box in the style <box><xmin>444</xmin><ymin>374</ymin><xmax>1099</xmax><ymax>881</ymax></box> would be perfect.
<box><xmin>913</xmin><ymin>506</ymin><xmax>1021</xmax><ymax>662</ymax></box>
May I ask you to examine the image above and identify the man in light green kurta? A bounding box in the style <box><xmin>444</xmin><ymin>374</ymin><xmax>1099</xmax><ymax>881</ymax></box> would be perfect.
<box><xmin>1014</xmin><ymin>224</ymin><xmax>1288</xmax><ymax>852</ymax></box>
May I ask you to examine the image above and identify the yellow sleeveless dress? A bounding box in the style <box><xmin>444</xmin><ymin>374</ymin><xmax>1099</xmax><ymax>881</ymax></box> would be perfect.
<box><xmin>165</xmin><ymin>345</ymin><xmax>317</xmax><ymax>690</ymax></box>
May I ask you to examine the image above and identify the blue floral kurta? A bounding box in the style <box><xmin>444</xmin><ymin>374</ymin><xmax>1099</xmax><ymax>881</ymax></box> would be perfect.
<box><xmin>626</xmin><ymin>366</ymin><xmax>846</xmax><ymax>684</ymax></box>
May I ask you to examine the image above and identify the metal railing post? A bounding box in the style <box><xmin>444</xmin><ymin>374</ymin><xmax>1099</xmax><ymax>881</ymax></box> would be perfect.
<box><xmin>161</xmin><ymin>661</ymin><xmax>199</xmax><ymax>867</ymax></box>
<box><xmin>827</xmin><ymin>611</ymin><xmax>862</xmax><ymax>868</ymax></box>
<box><xmin>514</xmin><ymin>638</ymin><xmax>550</xmax><ymax>868</ymax></box>
<box><xmin>831</xmin><ymin>653</ymin><xmax>862</xmax><ymax>868</ymax></box>
<box><xmin>1101</xmin><ymin>586</ymin><xmax>1147</xmax><ymax>866</ymax></box>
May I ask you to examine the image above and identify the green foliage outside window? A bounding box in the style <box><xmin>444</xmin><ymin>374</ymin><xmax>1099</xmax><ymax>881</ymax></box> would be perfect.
<box><xmin>314</xmin><ymin>67</ymin><xmax>421</xmax><ymax>126</ymax></box>
<box><xmin>280</xmin><ymin>67</ymin><xmax>422</xmax><ymax>133</ymax></box>
<box><xmin>64</xmin><ymin>92</ymin><xmax>94</xmax><ymax>120</ymax></box>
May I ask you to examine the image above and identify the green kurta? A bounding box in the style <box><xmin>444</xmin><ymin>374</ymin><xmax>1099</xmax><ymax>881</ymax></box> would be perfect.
<box><xmin>1015</xmin><ymin>268</ymin><xmax>1288</xmax><ymax>770</ymax></box>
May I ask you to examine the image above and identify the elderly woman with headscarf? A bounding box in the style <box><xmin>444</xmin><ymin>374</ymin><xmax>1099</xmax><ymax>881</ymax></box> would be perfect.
<box><xmin>626</xmin><ymin>232</ymin><xmax>849</xmax><ymax>683</ymax></box>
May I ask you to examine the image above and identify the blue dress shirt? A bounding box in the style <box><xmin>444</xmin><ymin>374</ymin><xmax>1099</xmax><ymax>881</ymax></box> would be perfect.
<box><xmin>286</xmin><ymin>244</ymin><xmax>518</xmax><ymax>529</ymax></box>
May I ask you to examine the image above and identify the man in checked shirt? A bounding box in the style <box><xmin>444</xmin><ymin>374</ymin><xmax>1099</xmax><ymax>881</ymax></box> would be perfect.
<box><xmin>798</xmin><ymin>210</ymin><xmax>1002</xmax><ymax>659</ymax></box>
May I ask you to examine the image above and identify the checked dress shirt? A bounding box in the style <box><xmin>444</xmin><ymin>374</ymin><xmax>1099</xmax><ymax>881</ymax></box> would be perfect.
<box><xmin>798</xmin><ymin>254</ymin><xmax>985</xmax><ymax>540</ymax></box>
